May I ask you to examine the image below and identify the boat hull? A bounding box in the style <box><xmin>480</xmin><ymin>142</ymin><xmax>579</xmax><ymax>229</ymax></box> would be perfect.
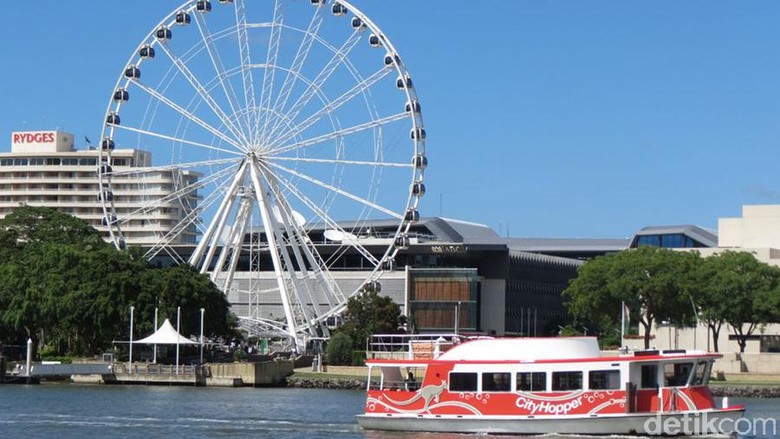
<box><xmin>357</xmin><ymin>408</ymin><xmax>745</xmax><ymax>435</ymax></box>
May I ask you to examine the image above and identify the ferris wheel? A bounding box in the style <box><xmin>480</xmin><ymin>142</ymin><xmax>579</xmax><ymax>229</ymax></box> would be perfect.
<box><xmin>97</xmin><ymin>0</ymin><xmax>426</xmax><ymax>344</ymax></box>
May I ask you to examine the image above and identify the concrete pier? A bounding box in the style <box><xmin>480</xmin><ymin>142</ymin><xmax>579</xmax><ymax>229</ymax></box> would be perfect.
<box><xmin>105</xmin><ymin>361</ymin><xmax>293</xmax><ymax>387</ymax></box>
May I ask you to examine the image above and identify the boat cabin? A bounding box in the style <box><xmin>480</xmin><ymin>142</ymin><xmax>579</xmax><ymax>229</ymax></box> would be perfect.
<box><xmin>365</xmin><ymin>337</ymin><xmax>720</xmax><ymax>416</ymax></box>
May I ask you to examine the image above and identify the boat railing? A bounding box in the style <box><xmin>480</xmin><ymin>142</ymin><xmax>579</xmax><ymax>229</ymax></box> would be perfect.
<box><xmin>366</xmin><ymin>333</ymin><xmax>464</xmax><ymax>360</ymax></box>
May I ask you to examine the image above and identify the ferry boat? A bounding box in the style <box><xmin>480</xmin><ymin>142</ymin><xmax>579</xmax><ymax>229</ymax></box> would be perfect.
<box><xmin>356</xmin><ymin>335</ymin><xmax>745</xmax><ymax>435</ymax></box>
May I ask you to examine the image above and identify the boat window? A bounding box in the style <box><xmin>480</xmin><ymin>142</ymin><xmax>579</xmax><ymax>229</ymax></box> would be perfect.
<box><xmin>481</xmin><ymin>372</ymin><xmax>511</xmax><ymax>392</ymax></box>
<box><xmin>450</xmin><ymin>372</ymin><xmax>477</xmax><ymax>392</ymax></box>
<box><xmin>517</xmin><ymin>372</ymin><xmax>546</xmax><ymax>392</ymax></box>
<box><xmin>640</xmin><ymin>364</ymin><xmax>658</xmax><ymax>388</ymax></box>
<box><xmin>589</xmin><ymin>370</ymin><xmax>621</xmax><ymax>390</ymax></box>
<box><xmin>691</xmin><ymin>362</ymin><xmax>708</xmax><ymax>386</ymax></box>
<box><xmin>552</xmin><ymin>371</ymin><xmax>582</xmax><ymax>391</ymax></box>
<box><xmin>664</xmin><ymin>362</ymin><xmax>693</xmax><ymax>387</ymax></box>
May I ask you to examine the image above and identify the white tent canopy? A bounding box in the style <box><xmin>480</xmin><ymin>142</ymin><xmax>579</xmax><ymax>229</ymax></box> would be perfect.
<box><xmin>134</xmin><ymin>318</ymin><xmax>198</xmax><ymax>345</ymax></box>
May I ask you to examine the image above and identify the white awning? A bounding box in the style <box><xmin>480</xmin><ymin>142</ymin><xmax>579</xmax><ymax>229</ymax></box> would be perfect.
<box><xmin>134</xmin><ymin>318</ymin><xmax>198</xmax><ymax>345</ymax></box>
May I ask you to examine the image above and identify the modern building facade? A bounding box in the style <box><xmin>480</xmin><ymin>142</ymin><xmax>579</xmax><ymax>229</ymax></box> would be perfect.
<box><xmin>0</xmin><ymin>130</ymin><xmax>199</xmax><ymax>245</ymax></box>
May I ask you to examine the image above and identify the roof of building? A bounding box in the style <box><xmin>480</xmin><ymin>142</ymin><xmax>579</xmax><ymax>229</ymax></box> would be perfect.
<box><xmin>505</xmin><ymin>237</ymin><xmax>631</xmax><ymax>253</ymax></box>
<box><xmin>422</xmin><ymin>217</ymin><xmax>505</xmax><ymax>245</ymax></box>
<box><xmin>631</xmin><ymin>224</ymin><xmax>718</xmax><ymax>247</ymax></box>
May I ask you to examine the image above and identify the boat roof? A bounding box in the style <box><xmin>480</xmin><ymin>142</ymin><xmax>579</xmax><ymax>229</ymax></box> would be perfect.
<box><xmin>438</xmin><ymin>337</ymin><xmax>601</xmax><ymax>362</ymax></box>
<box><xmin>365</xmin><ymin>337</ymin><xmax>722</xmax><ymax>366</ymax></box>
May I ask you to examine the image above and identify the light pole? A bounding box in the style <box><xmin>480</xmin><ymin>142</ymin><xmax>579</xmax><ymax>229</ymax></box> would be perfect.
<box><xmin>454</xmin><ymin>301</ymin><xmax>462</xmax><ymax>335</ymax></box>
<box><xmin>176</xmin><ymin>306</ymin><xmax>181</xmax><ymax>376</ymax></box>
<box><xmin>200</xmin><ymin>308</ymin><xmax>205</xmax><ymax>364</ymax></box>
<box><xmin>153</xmin><ymin>307</ymin><xmax>158</xmax><ymax>364</ymax></box>
<box><xmin>128</xmin><ymin>306</ymin><xmax>135</xmax><ymax>375</ymax></box>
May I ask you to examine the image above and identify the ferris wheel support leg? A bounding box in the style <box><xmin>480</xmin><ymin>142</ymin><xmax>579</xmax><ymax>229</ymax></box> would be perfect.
<box><xmin>209</xmin><ymin>196</ymin><xmax>248</xmax><ymax>284</ymax></box>
<box><xmin>264</xmin><ymin>172</ymin><xmax>343</xmax><ymax>325</ymax></box>
<box><xmin>257</xmin><ymin>173</ymin><xmax>319</xmax><ymax>338</ymax></box>
<box><xmin>218</xmin><ymin>196</ymin><xmax>253</xmax><ymax>290</ymax></box>
<box><xmin>249</xmin><ymin>160</ymin><xmax>299</xmax><ymax>344</ymax></box>
<box><xmin>190</xmin><ymin>161</ymin><xmax>248</xmax><ymax>269</ymax></box>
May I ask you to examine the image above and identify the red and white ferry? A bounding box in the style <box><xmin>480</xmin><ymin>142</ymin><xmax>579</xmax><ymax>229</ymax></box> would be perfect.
<box><xmin>356</xmin><ymin>335</ymin><xmax>744</xmax><ymax>435</ymax></box>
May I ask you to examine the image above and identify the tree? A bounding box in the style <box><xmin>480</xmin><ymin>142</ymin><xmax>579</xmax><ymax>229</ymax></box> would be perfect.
<box><xmin>136</xmin><ymin>264</ymin><xmax>237</xmax><ymax>340</ymax></box>
<box><xmin>326</xmin><ymin>332</ymin><xmax>354</xmax><ymax>366</ymax></box>
<box><xmin>0</xmin><ymin>206</ymin><xmax>238</xmax><ymax>357</ymax></box>
<box><xmin>0</xmin><ymin>205</ymin><xmax>103</xmax><ymax>248</ymax></box>
<box><xmin>564</xmin><ymin>247</ymin><xmax>696</xmax><ymax>349</ymax></box>
<box><xmin>337</xmin><ymin>289</ymin><xmax>402</xmax><ymax>350</ymax></box>
<box><xmin>702</xmin><ymin>252</ymin><xmax>780</xmax><ymax>353</ymax></box>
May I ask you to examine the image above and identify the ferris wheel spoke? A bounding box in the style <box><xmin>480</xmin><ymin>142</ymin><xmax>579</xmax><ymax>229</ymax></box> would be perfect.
<box><xmin>234</xmin><ymin>0</ymin><xmax>259</xmax><ymax>143</ymax></box>
<box><xmin>255</xmin><ymin>0</ymin><xmax>286</xmax><ymax>145</ymax></box>
<box><xmin>154</xmin><ymin>41</ymin><xmax>250</xmax><ymax>146</ymax></box>
<box><xmin>269</xmin><ymin>161</ymin><xmax>403</xmax><ymax>220</ymax></box>
<box><xmin>131</xmin><ymin>81</ymin><xmax>245</xmax><ymax>151</ymax></box>
<box><xmin>117</xmin><ymin>165</ymin><xmax>236</xmax><ymax>224</ymax></box>
<box><xmin>268</xmin><ymin>29</ymin><xmax>364</xmax><ymax>142</ymax></box>
<box><xmin>272</xmin><ymin>156</ymin><xmax>411</xmax><ymax>168</ymax></box>
<box><xmin>109</xmin><ymin>157</ymin><xmax>238</xmax><ymax>177</ymax></box>
<box><xmin>142</xmin><ymin>194</ymin><xmax>215</xmax><ymax>260</ymax></box>
<box><xmin>269</xmin><ymin>67</ymin><xmax>393</xmax><ymax>148</ymax></box>
<box><xmin>193</xmin><ymin>13</ymin><xmax>246</xmax><ymax>139</ymax></box>
<box><xmin>271</xmin><ymin>170</ymin><xmax>380</xmax><ymax>267</ymax></box>
<box><xmin>112</xmin><ymin>123</ymin><xmax>244</xmax><ymax>157</ymax></box>
<box><xmin>270</xmin><ymin>112</ymin><xmax>408</xmax><ymax>156</ymax></box>
<box><xmin>263</xmin><ymin>7</ymin><xmax>324</xmax><ymax>147</ymax></box>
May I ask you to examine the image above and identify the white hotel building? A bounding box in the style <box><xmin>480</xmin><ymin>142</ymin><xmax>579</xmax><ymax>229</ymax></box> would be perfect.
<box><xmin>0</xmin><ymin>130</ymin><xmax>199</xmax><ymax>245</ymax></box>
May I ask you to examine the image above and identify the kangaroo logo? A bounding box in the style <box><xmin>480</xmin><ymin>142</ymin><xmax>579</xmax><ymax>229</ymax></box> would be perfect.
<box><xmin>418</xmin><ymin>380</ymin><xmax>447</xmax><ymax>411</ymax></box>
<box><xmin>384</xmin><ymin>380</ymin><xmax>447</xmax><ymax>413</ymax></box>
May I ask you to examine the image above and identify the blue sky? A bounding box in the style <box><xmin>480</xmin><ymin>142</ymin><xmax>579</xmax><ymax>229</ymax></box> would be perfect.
<box><xmin>2</xmin><ymin>1</ymin><xmax>780</xmax><ymax>239</ymax></box>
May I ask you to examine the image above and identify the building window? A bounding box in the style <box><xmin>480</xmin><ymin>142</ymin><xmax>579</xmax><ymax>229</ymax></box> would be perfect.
<box><xmin>635</xmin><ymin>233</ymin><xmax>705</xmax><ymax>249</ymax></box>
<box><xmin>551</xmin><ymin>371</ymin><xmax>582</xmax><ymax>391</ymax></box>
<box><xmin>589</xmin><ymin>370</ymin><xmax>621</xmax><ymax>390</ymax></box>
<box><xmin>450</xmin><ymin>372</ymin><xmax>478</xmax><ymax>392</ymax></box>
<box><xmin>408</xmin><ymin>268</ymin><xmax>478</xmax><ymax>333</ymax></box>
<box><xmin>517</xmin><ymin>371</ymin><xmax>546</xmax><ymax>392</ymax></box>
<box><xmin>481</xmin><ymin>372</ymin><xmax>511</xmax><ymax>392</ymax></box>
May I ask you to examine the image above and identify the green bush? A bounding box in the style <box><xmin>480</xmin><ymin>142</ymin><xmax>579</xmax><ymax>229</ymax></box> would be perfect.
<box><xmin>326</xmin><ymin>332</ymin><xmax>353</xmax><ymax>366</ymax></box>
<box><xmin>351</xmin><ymin>350</ymin><xmax>367</xmax><ymax>366</ymax></box>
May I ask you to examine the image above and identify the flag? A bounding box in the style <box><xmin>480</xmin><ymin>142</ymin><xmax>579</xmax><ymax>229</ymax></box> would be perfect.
<box><xmin>84</xmin><ymin>136</ymin><xmax>92</xmax><ymax>145</ymax></box>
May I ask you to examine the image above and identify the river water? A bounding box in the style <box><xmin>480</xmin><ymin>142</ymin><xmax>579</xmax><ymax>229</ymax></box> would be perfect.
<box><xmin>0</xmin><ymin>385</ymin><xmax>777</xmax><ymax>438</ymax></box>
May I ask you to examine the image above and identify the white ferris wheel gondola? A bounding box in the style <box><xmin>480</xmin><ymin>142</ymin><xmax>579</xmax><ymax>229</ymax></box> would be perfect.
<box><xmin>97</xmin><ymin>0</ymin><xmax>426</xmax><ymax>348</ymax></box>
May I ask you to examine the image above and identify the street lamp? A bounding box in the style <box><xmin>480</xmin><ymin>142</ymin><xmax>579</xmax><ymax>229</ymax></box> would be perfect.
<box><xmin>153</xmin><ymin>307</ymin><xmax>158</xmax><ymax>364</ymax></box>
<box><xmin>200</xmin><ymin>308</ymin><xmax>205</xmax><ymax>364</ymax></box>
<box><xmin>454</xmin><ymin>301</ymin><xmax>462</xmax><ymax>335</ymax></box>
<box><xmin>128</xmin><ymin>305</ymin><xmax>135</xmax><ymax>375</ymax></box>
<box><xmin>176</xmin><ymin>306</ymin><xmax>181</xmax><ymax>376</ymax></box>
